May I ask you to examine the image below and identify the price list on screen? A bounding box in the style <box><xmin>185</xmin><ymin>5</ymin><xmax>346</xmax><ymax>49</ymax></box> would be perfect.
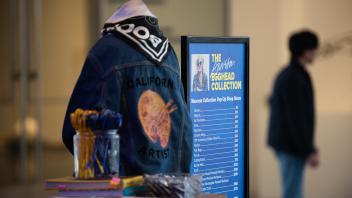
<box><xmin>191</xmin><ymin>99</ymin><xmax>242</xmax><ymax>197</ymax></box>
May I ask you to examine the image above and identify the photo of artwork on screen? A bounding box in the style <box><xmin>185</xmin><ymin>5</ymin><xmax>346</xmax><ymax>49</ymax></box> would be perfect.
<box><xmin>191</xmin><ymin>54</ymin><xmax>210</xmax><ymax>92</ymax></box>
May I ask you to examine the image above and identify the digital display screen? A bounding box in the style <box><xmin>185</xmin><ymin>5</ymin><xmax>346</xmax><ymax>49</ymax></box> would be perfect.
<box><xmin>182</xmin><ymin>38</ymin><xmax>248</xmax><ymax>198</ymax></box>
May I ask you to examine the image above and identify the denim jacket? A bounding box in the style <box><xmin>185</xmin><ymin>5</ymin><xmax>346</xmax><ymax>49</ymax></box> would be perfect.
<box><xmin>62</xmin><ymin>16</ymin><xmax>192</xmax><ymax>176</ymax></box>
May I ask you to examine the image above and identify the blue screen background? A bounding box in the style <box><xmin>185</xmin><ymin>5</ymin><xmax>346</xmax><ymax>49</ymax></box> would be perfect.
<box><xmin>188</xmin><ymin>43</ymin><xmax>246</xmax><ymax>198</ymax></box>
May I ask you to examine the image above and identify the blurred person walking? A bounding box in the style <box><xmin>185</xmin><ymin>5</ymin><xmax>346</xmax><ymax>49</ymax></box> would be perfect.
<box><xmin>268</xmin><ymin>30</ymin><xmax>320</xmax><ymax>198</ymax></box>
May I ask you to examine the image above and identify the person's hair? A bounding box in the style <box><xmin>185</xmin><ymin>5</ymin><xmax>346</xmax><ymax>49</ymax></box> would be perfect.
<box><xmin>196</xmin><ymin>57</ymin><xmax>204</xmax><ymax>67</ymax></box>
<box><xmin>289</xmin><ymin>30</ymin><xmax>319</xmax><ymax>58</ymax></box>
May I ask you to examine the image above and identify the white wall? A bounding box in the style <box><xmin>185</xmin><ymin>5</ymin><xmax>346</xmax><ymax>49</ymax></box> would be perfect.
<box><xmin>41</xmin><ymin>0</ymin><xmax>89</xmax><ymax>144</ymax></box>
<box><xmin>229</xmin><ymin>0</ymin><xmax>352</xmax><ymax>197</ymax></box>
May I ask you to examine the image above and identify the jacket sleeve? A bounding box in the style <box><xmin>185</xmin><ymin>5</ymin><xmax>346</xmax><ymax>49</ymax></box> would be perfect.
<box><xmin>181</xmin><ymin>113</ymin><xmax>193</xmax><ymax>173</ymax></box>
<box><xmin>62</xmin><ymin>54</ymin><xmax>104</xmax><ymax>154</ymax></box>
<box><xmin>179</xmin><ymin>81</ymin><xmax>193</xmax><ymax>173</ymax></box>
<box><xmin>281</xmin><ymin>75</ymin><xmax>315</xmax><ymax>156</ymax></box>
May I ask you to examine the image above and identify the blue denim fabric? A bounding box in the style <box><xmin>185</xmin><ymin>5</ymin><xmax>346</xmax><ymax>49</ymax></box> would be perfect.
<box><xmin>276</xmin><ymin>151</ymin><xmax>306</xmax><ymax>198</ymax></box>
<box><xmin>62</xmin><ymin>33</ymin><xmax>192</xmax><ymax>176</ymax></box>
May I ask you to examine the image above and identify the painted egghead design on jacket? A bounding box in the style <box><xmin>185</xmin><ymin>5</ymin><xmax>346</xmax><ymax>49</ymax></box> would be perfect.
<box><xmin>138</xmin><ymin>90</ymin><xmax>177</xmax><ymax>148</ymax></box>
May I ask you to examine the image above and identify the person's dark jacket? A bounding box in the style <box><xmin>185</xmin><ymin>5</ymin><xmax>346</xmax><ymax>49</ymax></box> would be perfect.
<box><xmin>62</xmin><ymin>16</ymin><xmax>192</xmax><ymax>176</ymax></box>
<box><xmin>268</xmin><ymin>58</ymin><xmax>316</xmax><ymax>157</ymax></box>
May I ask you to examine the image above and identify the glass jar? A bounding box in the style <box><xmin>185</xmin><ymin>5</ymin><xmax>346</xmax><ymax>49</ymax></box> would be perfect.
<box><xmin>74</xmin><ymin>130</ymin><xmax>119</xmax><ymax>179</ymax></box>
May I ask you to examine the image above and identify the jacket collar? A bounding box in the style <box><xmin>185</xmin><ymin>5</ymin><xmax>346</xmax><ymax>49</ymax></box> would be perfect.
<box><xmin>289</xmin><ymin>57</ymin><xmax>310</xmax><ymax>76</ymax></box>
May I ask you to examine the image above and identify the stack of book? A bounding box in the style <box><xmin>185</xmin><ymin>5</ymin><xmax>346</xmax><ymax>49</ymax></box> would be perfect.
<box><xmin>45</xmin><ymin>176</ymin><xmax>144</xmax><ymax>197</ymax></box>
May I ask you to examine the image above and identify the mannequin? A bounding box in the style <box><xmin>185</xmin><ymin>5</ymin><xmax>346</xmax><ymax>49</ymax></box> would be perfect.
<box><xmin>62</xmin><ymin>0</ymin><xmax>192</xmax><ymax>176</ymax></box>
<box><xmin>106</xmin><ymin>0</ymin><xmax>156</xmax><ymax>24</ymax></box>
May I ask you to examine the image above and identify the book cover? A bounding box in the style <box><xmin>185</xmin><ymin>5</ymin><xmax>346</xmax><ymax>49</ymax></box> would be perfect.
<box><xmin>45</xmin><ymin>177</ymin><xmax>120</xmax><ymax>191</ymax></box>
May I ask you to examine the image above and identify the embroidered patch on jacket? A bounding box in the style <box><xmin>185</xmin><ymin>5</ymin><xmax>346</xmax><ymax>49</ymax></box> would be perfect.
<box><xmin>103</xmin><ymin>16</ymin><xmax>169</xmax><ymax>64</ymax></box>
<box><xmin>137</xmin><ymin>90</ymin><xmax>177</xmax><ymax>148</ymax></box>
